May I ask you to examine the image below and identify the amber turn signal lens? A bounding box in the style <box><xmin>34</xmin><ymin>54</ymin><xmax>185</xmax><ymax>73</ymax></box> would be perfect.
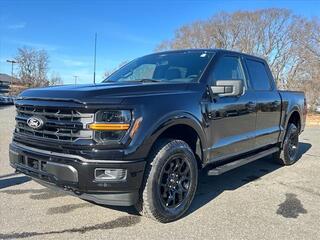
<box><xmin>88</xmin><ymin>123</ymin><xmax>130</xmax><ymax>130</ymax></box>
<box><xmin>130</xmin><ymin>117</ymin><xmax>143</xmax><ymax>138</ymax></box>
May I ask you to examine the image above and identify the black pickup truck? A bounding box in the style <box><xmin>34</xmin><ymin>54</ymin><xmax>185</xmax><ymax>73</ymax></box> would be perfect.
<box><xmin>9</xmin><ymin>49</ymin><xmax>306</xmax><ymax>222</ymax></box>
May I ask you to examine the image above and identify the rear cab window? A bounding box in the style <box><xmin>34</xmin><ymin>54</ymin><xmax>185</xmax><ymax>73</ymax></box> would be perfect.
<box><xmin>245</xmin><ymin>58</ymin><xmax>272</xmax><ymax>91</ymax></box>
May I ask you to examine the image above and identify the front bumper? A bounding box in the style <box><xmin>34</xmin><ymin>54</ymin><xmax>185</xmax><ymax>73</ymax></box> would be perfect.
<box><xmin>9</xmin><ymin>142</ymin><xmax>146</xmax><ymax>206</ymax></box>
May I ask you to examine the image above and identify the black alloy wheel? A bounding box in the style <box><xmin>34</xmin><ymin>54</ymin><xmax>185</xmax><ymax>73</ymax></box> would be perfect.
<box><xmin>158</xmin><ymin>155</ymin><xmax>191</xmax><ymax>209</ymax></box>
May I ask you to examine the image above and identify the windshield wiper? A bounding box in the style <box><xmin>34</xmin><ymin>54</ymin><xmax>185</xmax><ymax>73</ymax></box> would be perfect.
<box><xmin>103</xmin><ymin>79</ymin><xmax>163</xmax><ymax>83</ymax></box>
<box><xmin>134</xmin><ymin>79</ymin><xmax>162</xmax><ymax>83</ymax></box>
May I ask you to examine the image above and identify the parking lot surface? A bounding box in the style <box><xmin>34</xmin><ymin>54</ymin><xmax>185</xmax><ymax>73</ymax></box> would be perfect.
<box><xmin>1</xmin><ymin>105</ymin><xmax>320</xmax><ymax>240</ymax></box>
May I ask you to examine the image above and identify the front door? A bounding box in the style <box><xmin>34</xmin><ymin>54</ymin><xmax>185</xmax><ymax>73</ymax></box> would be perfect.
<box><xmin>205</xmin><ymin>54</ymin><xmax>257</xmax><ymax>162</ymax></box>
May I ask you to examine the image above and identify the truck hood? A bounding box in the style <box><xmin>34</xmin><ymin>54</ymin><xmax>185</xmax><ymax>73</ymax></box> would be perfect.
<box><xmin>18</xmin><ymin>82</ymin><xmax>192</xmax><ymax>105</ymax></box>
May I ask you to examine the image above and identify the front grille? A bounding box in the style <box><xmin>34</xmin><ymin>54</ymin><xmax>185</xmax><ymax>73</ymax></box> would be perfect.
<box><xmin>15</xmin><ymin>105</ymin><xmax>94</xmax><ymax>142</ymax></box>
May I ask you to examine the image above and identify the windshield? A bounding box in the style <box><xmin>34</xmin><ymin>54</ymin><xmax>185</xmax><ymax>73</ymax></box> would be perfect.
<box><xmin>103</xmin><ymin>51</ymin><xmax>214</xmax><ymax>83</ymax></box>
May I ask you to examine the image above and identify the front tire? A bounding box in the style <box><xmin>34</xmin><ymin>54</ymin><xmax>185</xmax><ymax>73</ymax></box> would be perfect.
<box><xmin>136</xmin><ymin>139</ymin><xmax>198</xmax><ymax>223</ymax></box>
<box><xmin>274</xmin><ymin>123</ymin><xmax>300</xmax><ymax>165</ymax></box>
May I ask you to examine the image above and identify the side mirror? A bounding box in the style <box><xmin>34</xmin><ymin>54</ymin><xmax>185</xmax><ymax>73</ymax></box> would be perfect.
<box><xmin>210</xmin><ymin>80</ymin><xmax>244</xmax><ymax>97</ymax></box>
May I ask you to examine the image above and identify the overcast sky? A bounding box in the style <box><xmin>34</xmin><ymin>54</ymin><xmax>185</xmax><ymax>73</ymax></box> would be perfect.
<box><xmin>0</xmin><ymin>0</ymin><xmax>319</xmax><ymax>84</ymax></box>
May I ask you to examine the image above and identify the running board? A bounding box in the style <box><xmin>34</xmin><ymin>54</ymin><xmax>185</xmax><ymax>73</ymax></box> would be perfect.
<box><xmin>207</xmin><ymin>147</ymin><xmax>279</xmax><ymax>176</ymax></box>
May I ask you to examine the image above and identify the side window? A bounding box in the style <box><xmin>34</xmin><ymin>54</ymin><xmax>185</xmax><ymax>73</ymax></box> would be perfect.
<box><xmin>211</xmin><ymin>56</ymin><xmax>245</xmax><ymax>84</ymax></box>
<box><xmin>246</xmin><ymin>59</ymin><xmax>271</xmax><ymax>90</ymax></box>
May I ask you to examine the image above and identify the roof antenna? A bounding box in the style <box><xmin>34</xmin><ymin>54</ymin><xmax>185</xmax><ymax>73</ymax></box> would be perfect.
<box><xmin>93</xmin><ymin>32</ymin><xmax>97</xmax><ymax>84</ymax></box>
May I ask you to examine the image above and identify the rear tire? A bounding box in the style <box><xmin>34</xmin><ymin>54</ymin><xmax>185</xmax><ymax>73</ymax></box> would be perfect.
<box><xmin>135</xmin><ymin>139</ymin><xmax>198</xmax><ymax>223</ymax></box>
<box><xmin>274</xmin><ymin>123</ymin><xmax>299</xmax><ymax>165</ymax></box>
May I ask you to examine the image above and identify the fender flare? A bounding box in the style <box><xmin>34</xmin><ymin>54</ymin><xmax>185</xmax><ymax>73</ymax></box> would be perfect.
<box><xmin>140</xmin><ymin>111</ymin><xmax>208</xmax><ymax>162</ymax></box>
<box><xmin>279</xmin><ymin>105</ymin><xmax>302</xmax><ymax>145</ymax></box>
<box><xmin>284</xmin><ymin>106</ymin><xmax>301</xmax><ymax>130</ymax></box>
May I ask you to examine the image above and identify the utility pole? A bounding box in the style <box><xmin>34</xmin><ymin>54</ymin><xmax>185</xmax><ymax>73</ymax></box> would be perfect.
<box><xmin>93</xmin><ymin>32</ymin><xmax>97</xmax><ymax>84</ymax></box>
<box><xmin>73</xmin><ymin>76</ymin><xmax>78</xmax><ymax>85</ymax></box>
<box><xmin>6</xmin><ymin>60</ymin><xmax>17</xmax><ymax>83</ymax></box>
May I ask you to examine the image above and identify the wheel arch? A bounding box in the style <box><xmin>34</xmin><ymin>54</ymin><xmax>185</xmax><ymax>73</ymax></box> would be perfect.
<box><xmin>285</xmin><ymin>108</ymin><xmax>302</xmax><ymax>132</ymax></box>
<box><xmin>142</xmin><ymin>113</ymin><xmax>207</xmax><ymax>167</ymax></box>
<box><xmin>279</xmin><ymin>108</ymin><xmax>302</xmax><ymax>147</ymax></box>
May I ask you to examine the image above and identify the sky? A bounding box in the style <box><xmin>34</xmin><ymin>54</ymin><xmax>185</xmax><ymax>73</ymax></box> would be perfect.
<box><xmin>0</xmin><ymin>0</ymin><xmax>319</xmax><ymax>84</ymax></box>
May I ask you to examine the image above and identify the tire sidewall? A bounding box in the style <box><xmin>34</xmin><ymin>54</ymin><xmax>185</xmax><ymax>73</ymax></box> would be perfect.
<box><xmin>282</xmin><ymin>124</ymin><xmax>299</xmax><ymax>165</ymax></box>
<box><xmin>147</xmin><ymin>140</ymin><xmax>198</xmax><ymax>222</ymax></box>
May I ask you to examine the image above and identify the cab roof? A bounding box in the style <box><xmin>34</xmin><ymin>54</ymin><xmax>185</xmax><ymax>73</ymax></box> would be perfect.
<box><xmin>153</xmin><ymin>48</ymin><xmax>266</xmax><ymax>62</ymax></box>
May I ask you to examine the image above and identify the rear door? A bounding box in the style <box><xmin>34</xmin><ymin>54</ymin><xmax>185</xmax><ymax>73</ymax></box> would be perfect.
<box><xmin>205</xmin><ymin>53</ymin><xmax>257</xmax><ymax>162</ymax></box>
<box><xmin>244</xmin><ymin>57</ymin><xmax>282</xmax><ymax>148</ymax></box>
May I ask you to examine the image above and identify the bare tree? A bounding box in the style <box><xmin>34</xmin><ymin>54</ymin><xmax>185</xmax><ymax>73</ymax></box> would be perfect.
<box><xmin>49</xmin><ymin>72</ymin><xmax>63</xmax><ymax>86</ymax></box>
<box><xmin>14</xmin><ymin>47</ymin><xmax>49</xmax><ymax>87</ymax></box>
<box><xmin>301</xmin><ymin>19</ymin><xmax>320</xmax><ymax>60</ymax></box>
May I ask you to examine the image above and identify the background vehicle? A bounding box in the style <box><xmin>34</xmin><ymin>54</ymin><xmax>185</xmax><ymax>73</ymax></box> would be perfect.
<box><xmin>0</xmin><ymin>96</ymin><xmax>14</xmax><ymax>105</ymax></box>
<box><xmin>9</xmin><ymin>49</ymin><xmax>306</xmax><ymax>222</ymax></box>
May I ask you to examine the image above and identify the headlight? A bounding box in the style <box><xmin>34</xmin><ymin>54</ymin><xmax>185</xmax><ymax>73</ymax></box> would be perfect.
<box><xmin>95</xmin><ymin>110</ymin><xmax>131</xmax><ymax>123</ymax></box>
<box><xmin>88</xmin><ymin>110</ymin><xmax>132</xmax><ymax>143</ymax></box>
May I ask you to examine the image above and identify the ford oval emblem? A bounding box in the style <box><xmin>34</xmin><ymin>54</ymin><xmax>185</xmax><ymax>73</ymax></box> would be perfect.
<box><xmin>27</xmin><ymin>116</ymin><xmax>44</xmax><ymax>130</ymax></box>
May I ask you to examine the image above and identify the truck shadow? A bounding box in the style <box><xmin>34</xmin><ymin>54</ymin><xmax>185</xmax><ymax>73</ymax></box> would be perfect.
<box><xmin>187</xmin><ymin>142</ymin><xmax>311</xmax><ymax>216</ymax></box>
<box><xmin>0</xmin><ymin>176</ymin><xmax>31</xmax><ymax>189</ymax></box>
